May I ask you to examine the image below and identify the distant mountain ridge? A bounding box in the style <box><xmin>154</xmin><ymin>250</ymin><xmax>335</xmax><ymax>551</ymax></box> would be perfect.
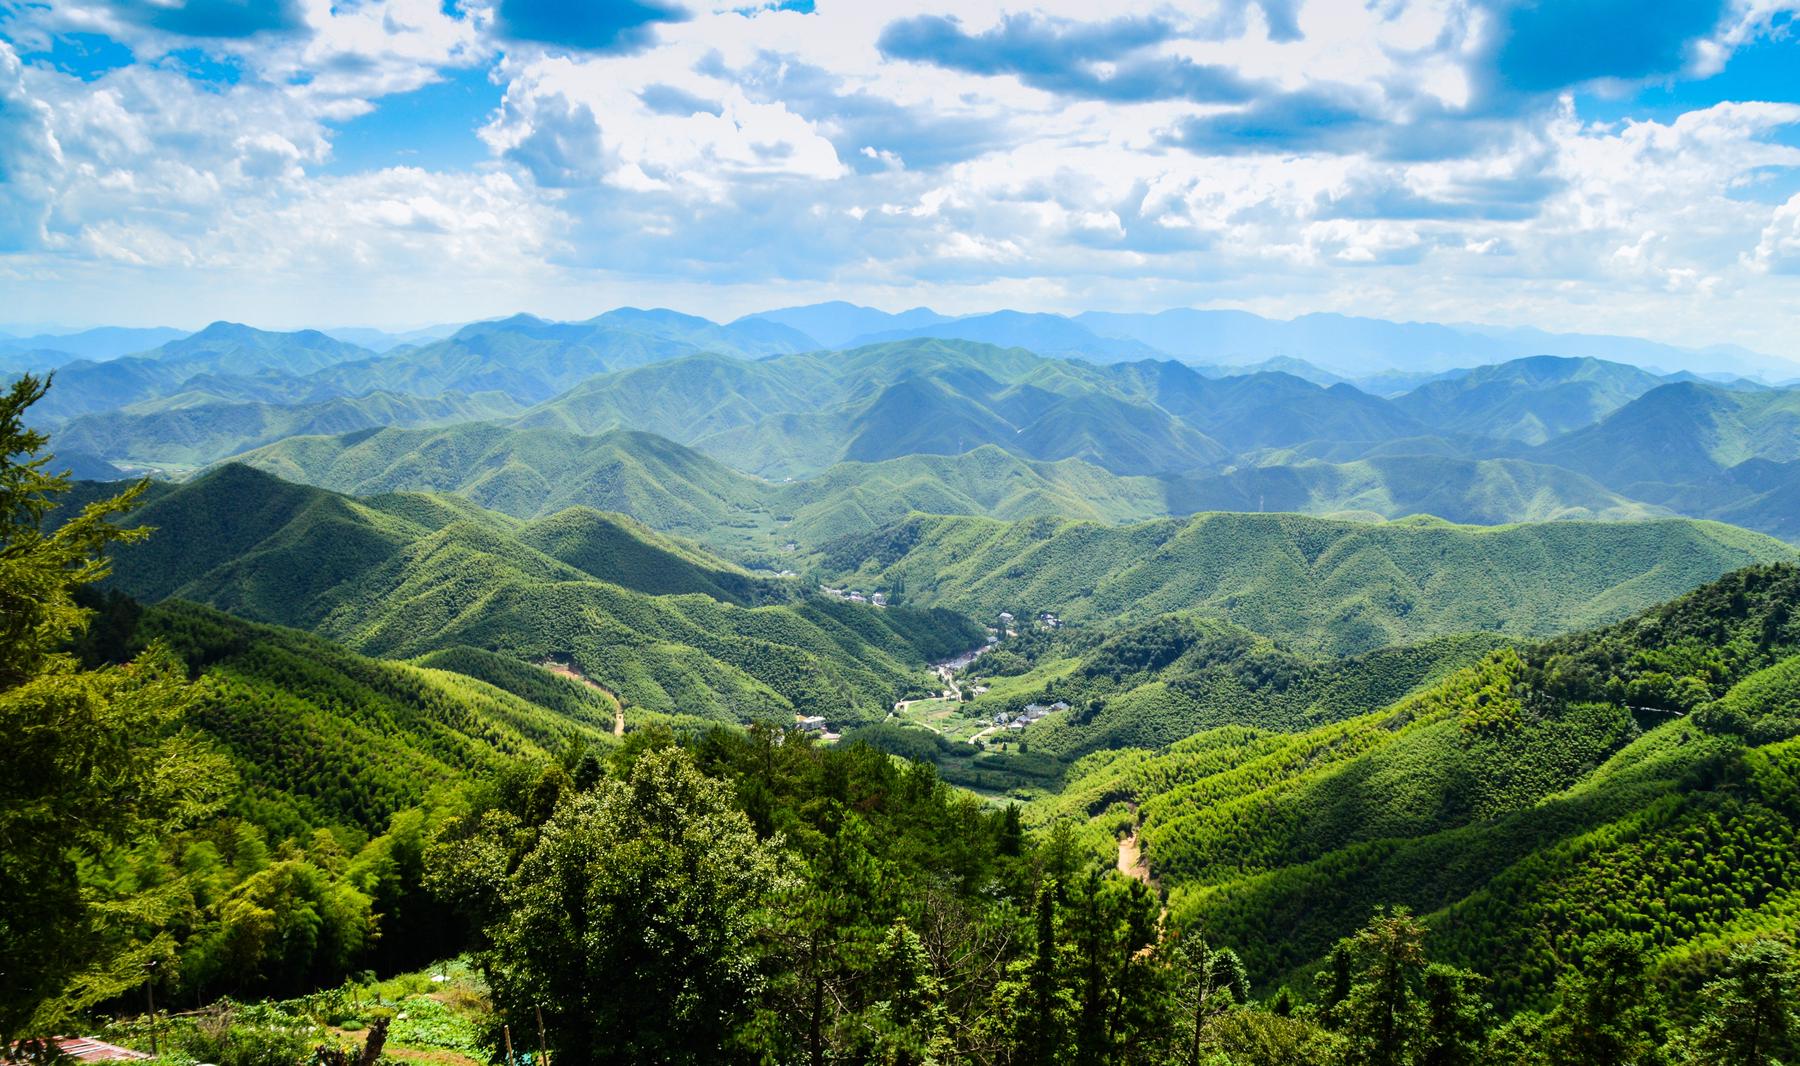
<box><xmin>25</xmin><ymin>307</ymin><xmax>1800</xmax><ymax>545</ymax></box>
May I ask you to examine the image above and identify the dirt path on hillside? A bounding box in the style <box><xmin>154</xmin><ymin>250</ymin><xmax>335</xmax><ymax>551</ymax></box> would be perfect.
<box><xmin>1117</xmin><ymin>828</ymin><xmax>1151</xmax><ymax>883</ymax></box>
<box><xmin>538</xmin><ymin>657</ymin><xmax>624</xmax><ymax>736</ymax></box>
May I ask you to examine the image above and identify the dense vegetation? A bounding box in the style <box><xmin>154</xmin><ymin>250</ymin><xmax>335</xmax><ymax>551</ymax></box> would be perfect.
<box><xmin>236</xmin><ymin>428</ymin><xmax>1175</xmax><ymax>560</ymax></box>
<box><xmin>12</xmin><ymin>330</ymin><xmax>1800</xmax><ymax>1066</ymax></box>
<box><xmin>972</xmin><ymin>615</ymin><xmax>1507</xmax><ymax>757</ymax></box>
<box><xmin>1042</xmin><ymin>564</ymin><xmax>1800</xmax><ymax>1022</ymax></box>
<box><xmin>822</xmin><ymin>510</ymin><xmax>1794</xmax><ymax>655</ymax></box>
<box><xmin>81</xmin><ymin>463</ymin><xmax>981</xmax><ymax>726</ymax></box>
<box><xmin>41</xmin><ymin>322</ymin><xmax>1800</xmax><ymax>542</ymax></box>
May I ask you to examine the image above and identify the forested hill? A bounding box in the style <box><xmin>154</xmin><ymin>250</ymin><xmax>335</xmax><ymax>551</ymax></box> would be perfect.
<box><xmin>83</xmin><ymin>464</ymin><xmax>981</xmax><ymax>725</ymax></box>
<box><xmin>822</xmin><ymin>511</ymin><xmax>1798</xmax><ymax>654</ymax></box>
<box><xmin>1043</xmin><ymin>562</ymin><xmax>1800</xmax><ymax>1008</ymax></box>
<box><xmin>234</xmin><ymin>424</ymin><xmax>1672</xmax><ymax>559</ymax></box>
<box><xmin>233</xmin><ymin>427</ymin><xmax>1175</xmax><ymax>558</ymax></box>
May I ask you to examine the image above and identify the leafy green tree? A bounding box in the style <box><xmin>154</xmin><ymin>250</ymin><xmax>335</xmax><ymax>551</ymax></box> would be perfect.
<box><xmin>478</xmin><ymin>746</ymin><xmax>784</xmax><ymax>1066</ymax></box>
<box><xmin>1681</xmin><ymin>939</ymin><xmax>1799</xmax><ymax>1066</ymax></box>
<box><xmin>0</xmin><ymin>374</ymin><xmax>229</xmax><ymax>1041</ymax></box>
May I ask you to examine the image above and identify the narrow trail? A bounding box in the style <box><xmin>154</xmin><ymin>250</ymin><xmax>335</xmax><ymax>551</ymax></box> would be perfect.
<box><xmin>1117</xmin><ymin>828</ymin><xmax>1151</xmax><ymax>883</ymax></box>
<box><xmin>1117</xmin><ymin>803</ymin><xmax>1155</xmax><ymax>886</ymax></box>
<box><xmin>538</xmin><ymin>657</ymin><xmax>625</xmax><ymax>737</ymax></box>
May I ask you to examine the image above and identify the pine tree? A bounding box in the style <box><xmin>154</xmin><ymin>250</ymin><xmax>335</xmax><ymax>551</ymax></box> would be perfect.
<box><xmin>1683</xmin><ymin>939</ymin><xmax>1799</xmax><ymax>1066</ymax></box>
<box><xmin>1542</xmin><ymin>933</ymin><xmax>1657</xmax><ymax>1066</ymax></box>
<box><xmin>0</xmin><ymin>374</ymin><xmax>230</xmax><ymax>1041</ymax></box>
<box><xmin>1338</xmin><ymin>908</ymin><xmax>1429</xmax><ymax>1066</ymax></box>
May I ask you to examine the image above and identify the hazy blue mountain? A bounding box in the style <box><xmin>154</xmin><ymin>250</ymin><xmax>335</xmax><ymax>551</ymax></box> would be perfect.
<box><xmin>1160</xmin><ymin>455</ymin><xmax>1664</xmax><ymax>524</ymax></box>
<box><xmin>512</xmin><ymin>339</ymin><xmax>1232</xmax><ymax>477</ymax></box>
<box><xmin>322</xmin><ymin>323</ymin><xmax>465</xmax><ymax>351</ymax></box>
<box><xmin>16</xmin><ymin>323</ymin><xmax>375</xmax><ymax>422</ymax></box>
<box><xmin>1394</xmin><ymin>355</ymin><xmax>1668</xmax><ymax>444</ymax></box>
<box><xmin>150</xmin><ymin>321</ymin><xmax>376</xmax><ymax>375</ymax></box>
<box><xmin>309</xmin><ymin>307</ymin><xmax>820</xmax><ymax>404</ymax></box>
<box><xmin>736</xmin><ymin>301</ymin><xmax>950</xmax><ymax>347</ymax></box>
<box><xmin>848</xmin><ymin>310</ymin><xmax>1165</xmax><ymax>362</ymax></box>
<box><xmin>1075</xmin><ymin>308</ymin><xmax>1800</xmax><ymax>379</ymax></box>
<box><xmin>1193</xmin><ymin>356</ymin><xmax>1348</xmax><ymax>387</ymax></box>
<box><xmin>1104</xmin><ymin>364</ymin><xmax>1428</xmax><ymax>452</ymax></box>
<box><xmin>53</xmin><ymin>389</ymin><xmax>524</xmax><ymax>471</ymax></box>
<box><xmin>0</xmin><ymin>325</ymin><xmax>188</xmax><ymax>363</ymax></box>
<box><xmin>1534</xmin><ymin>381</ymin><xmax>1800</xmax><ymax>489</ymax></box>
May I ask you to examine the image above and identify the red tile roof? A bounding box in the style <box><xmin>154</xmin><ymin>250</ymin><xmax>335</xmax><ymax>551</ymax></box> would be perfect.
<box><xmin>9</xmin><ymin>1038</ymin><xmax>152</xmax><ymax>1062</ymax></box>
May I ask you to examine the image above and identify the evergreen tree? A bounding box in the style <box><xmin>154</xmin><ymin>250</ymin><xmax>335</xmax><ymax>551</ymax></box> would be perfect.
<box><xmin>1420</xmin><ymin>964</ymin><xmax>1490</xmax><ymax>1066</ymax></box>
<box><xmin>1338</xmin><ymin>908</ymin><xmax>1429</xmax><ymax>1066</ymax></box>
<box><xmin>1682</xmin><ymin>939</ymin><xmax>1799</xmax><ymax>1066</ymax></box>
<box><xmin>1018</xmin><ymin>880</ymin><xmax>1065</xmax><ymax>1066</ymax></box>
<box><xmin>0</xmin><ymin>374</ymin><xmax>229</xmax><ymax>1041</ymax></box>
<box><xmin>1542</xmin><ymin>933</ymin><xmax>1657</xmax><ymax>1066</ymax></box>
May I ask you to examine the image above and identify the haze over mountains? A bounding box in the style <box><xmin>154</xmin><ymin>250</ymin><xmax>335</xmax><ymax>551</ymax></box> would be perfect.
<box><xmin>18</xmin><ymin>303</ymin><xmax>1800</xmax><ymax>549</ymax></box>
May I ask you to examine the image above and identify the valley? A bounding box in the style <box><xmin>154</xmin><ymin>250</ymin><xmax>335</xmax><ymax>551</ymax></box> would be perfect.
<box><xmin>14</xmin><ymin>7</ymin><xmax>1800</xmax><ymax>1061</ymax></box>
<box><xmin>10</xmin><ymin>304</ymin><xmax>1800</xmax><ymax>1065</ymax></box>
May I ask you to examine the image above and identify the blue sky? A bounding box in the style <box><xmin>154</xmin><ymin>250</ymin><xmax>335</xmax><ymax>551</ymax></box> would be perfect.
<box><xmin>0</xmin><ymin>0</ymin><xmax>1798</xmax><ymax>356</ymax></box>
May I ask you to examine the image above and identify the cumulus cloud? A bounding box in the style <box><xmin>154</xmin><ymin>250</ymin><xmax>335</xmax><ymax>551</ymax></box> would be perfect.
<box><xmin>0</xmin><ymin>41</ymin><xmax>65</xmax><ymax>251</ymax></box>
<box><xmin>1753</xmin><ymin>193</ymin><xmax>1800</xmax><ymax>273</ymax></box>
<box><xmin>0</xmin><ymin>0</ymin><xmax>1798</xmax><ymax>352</ymax></box>
<box><xmin>876</xmin><ymin>13</ymin><xmax>1257</xmax><ymax>103</ymax></box>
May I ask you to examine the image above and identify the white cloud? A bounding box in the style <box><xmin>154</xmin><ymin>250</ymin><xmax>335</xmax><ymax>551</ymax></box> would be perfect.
<box><xmin>0</xmin><ymin>41</ymin><xmax>64</xmax><ymax>251</ymax></box>
<box><xmin>0</xmin><ymin>0</ymin><xmax>1797</xmax><ymax>354</ymax></box>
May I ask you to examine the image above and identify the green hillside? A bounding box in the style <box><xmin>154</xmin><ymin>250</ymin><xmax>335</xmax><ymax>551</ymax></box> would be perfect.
<box><xmin>1535</xmin><ymin>381</ymin><xmax>1800</xmax><ymax>488</ymax></box>
<box><xmin>232</xmin><ymin>426</ymin><xmax>1177</xmax><ymax>556</ymax></box>
<box><xmin>103</xmin><ymin>599</ymin><xmax>619</xmax><ymax>836</ymax></box>
<box><xmin>982</xmin><ymin>616</ymin><xmax>1509</xmax><ymax>759</ymax></box>
<box><xmin>820</xmin><ymin>510</ymin><xmax>1798</xmax><ymax>654</ymax></box>
<box><xmin>95</xmin><ymin>464</ymin><xmax>981</xmax><ymax>724</ymax></box>
<box><xmin>1394</xmin><ymin>355</ymin><xmax>1666</xmax><ymax>444</ymax></box>
<box><xmin>1163</xmin><ymin>455</ymin><xmax>1665</xmax><ymax>524</ymax></box>
<box><xmin>1041</xmin><ymin>563</ymin><xmax>1800</xmax><ymax>1009</ymax></box>
<box><xmin>52</xmin><ymin>389</ymin><xmax>523</xmax><ymax>472</ymax></box>
<box><xmin>234</xmin><ymin>424</ymin><xmax>774</xmax><ymax>545</ymax></box>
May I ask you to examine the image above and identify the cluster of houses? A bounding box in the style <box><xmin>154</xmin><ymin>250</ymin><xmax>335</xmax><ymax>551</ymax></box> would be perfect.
<box><xmin>819</xmin><ymin>585</ymin><xmax>887</xmax><ymax>606</ymax></box>
<box><xmin>1039</xmin><ymin>612</ymin><xmax>1062</xmax><ymax>629</ymax></box>
<box><xmin>994</xmin><ymin>700</ymin><xmax>1070</xmax><ymax>732</ymax></box>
